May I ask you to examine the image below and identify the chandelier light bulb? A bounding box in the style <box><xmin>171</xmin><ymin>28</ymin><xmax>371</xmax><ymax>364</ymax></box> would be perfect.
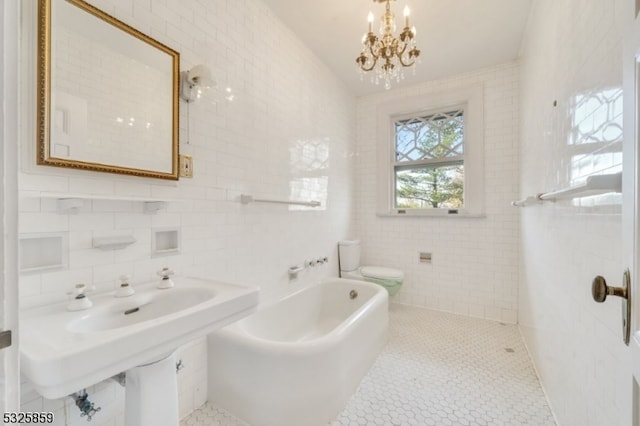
<box><xmin>403</xmin><ymin>6</ymin><xmax>410</xmax><ymax>27</ymax></box>
<box><xmin>368</xmin><ymin>11</ymin><xmax>374</xmax><ymax>32</ymax></box>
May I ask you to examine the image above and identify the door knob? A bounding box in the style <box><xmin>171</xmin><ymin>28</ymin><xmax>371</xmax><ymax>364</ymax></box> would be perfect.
<box><xmin>592</xmin><ymin>275</ymin><xmax>628</xmax><ymax>302</ymax></box>
<box><xmin>591</xmin><ymin>269</ymin><xmax>631</xmax><ymax>346</ymax></box>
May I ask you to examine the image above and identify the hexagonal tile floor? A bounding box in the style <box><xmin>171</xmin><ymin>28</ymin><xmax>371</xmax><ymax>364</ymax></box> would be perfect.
<box><xmin>182</xmin><ymin>304</ymin><xmax>556</xmax><ymax>426</ymax></box>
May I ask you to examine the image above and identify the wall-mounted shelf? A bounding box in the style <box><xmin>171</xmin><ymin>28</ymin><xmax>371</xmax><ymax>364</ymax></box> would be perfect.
<box><xmin>511</xmin><ymin>172</ymin><xmax>622</xmax><ymax>207</ymax></box>
<box><xmin>92</xmin><ymin>235</ymin><xmax>137</xmax><ymax>250</ymax></box>
<box><xmin>29</xmin><ymin>192</ymin><xmax>175</xmax><ymax>213</ymax></box>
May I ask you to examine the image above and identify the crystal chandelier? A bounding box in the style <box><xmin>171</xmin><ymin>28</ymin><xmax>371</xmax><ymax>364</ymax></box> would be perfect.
<box><xmin>356</xmin><ymin>0</ymin><xmax>420</xmax><ymax>90</ymax></box>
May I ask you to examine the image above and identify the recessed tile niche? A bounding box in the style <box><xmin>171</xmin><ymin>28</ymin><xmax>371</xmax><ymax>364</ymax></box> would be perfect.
<box><xmin>152</xmin><ymin>228</ymin><xmax>180</xmax><ymax>257</ymax></box>
<box><xmin>19</xmin><ymin>233</ymin><xmax>68</xmax><ymax>273</ymax></box>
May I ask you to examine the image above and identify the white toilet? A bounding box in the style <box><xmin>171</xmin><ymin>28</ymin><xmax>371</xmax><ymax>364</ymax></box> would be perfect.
<box><xmin>338</xmin><ymin>240</ymin><xmax>404</xmax><ymax>296</ymax></box>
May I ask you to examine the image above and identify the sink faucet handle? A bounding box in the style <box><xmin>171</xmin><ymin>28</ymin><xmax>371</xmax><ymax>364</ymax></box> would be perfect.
<box><xmin>74</xmin><ymin>283</ymin><xmax>87</xmax><ymax>295</ymax></box>
<box><xmin>66</xmin><ymin>283</ymin><xmax>94</xmax><ymax>311</ymax></box>
<box><xmin>157</xmin><ymin>267</ymin><xmax>175</xmax><ymax>289</ymax></box>
<box><xmin>67</xmin><ymin>283</ymin><xmax>95</xmax><ymax>298</ymax></box>
<box><xmin>115</xmin><ymin>275</ymin><xmax>135</xmax><ymax>297</ymax></box>
<box><xmin>157</xmin><ymin>267</ymin><xmax>175</xmax><ymax>278</ymax></box>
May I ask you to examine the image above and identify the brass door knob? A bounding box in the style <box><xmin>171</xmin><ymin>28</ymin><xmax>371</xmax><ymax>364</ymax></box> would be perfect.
<box><xmin>592</xmin><ymin>275</ymin><xmax>628</xmax><ymax>302</ymax></box>
<box><xmin>591</xmin><ymin>270</ymin><xmax>631</xmax><ymax>346</ymax></box>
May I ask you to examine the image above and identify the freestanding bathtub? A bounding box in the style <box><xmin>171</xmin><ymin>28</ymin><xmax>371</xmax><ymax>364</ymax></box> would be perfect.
<box><xmin>207</xmin><ymin>277</ymin><xmax>389</xmax><ymax>426</ymax></box>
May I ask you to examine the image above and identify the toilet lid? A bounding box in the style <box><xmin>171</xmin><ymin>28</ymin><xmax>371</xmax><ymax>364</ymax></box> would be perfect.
<box><xmin>360</xmin><ymin>266</ymin><xmax>404</xmax><ymax>280</ymax></box>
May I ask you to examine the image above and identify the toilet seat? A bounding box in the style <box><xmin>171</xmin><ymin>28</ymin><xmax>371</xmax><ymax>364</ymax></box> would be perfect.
<box><xmin>360</xmin><ymin>266</ymin><xmax>403</xmax><ymax>280</ymax></box>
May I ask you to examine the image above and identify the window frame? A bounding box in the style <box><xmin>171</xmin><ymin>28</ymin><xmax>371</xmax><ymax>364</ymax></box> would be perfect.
<box><xmin>375</xmin><ymin>85</ymin><xmax>485</xmax><ymax>217</ymax></box>
<box><xmin>392</xmin><ymin>107</ymin><xmax>466</xmax><ymax>210</ymax></box>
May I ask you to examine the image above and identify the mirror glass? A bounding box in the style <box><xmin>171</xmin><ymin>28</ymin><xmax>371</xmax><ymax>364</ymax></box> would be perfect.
<box><xmin>38</xmin><ymin>0</ymin><xmax>180</xmax><ymax>180</ymax></box>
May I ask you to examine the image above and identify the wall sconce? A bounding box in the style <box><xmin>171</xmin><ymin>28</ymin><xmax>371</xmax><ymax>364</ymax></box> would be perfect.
<box><xmin>180</xmin><ymin>64</ymin><xmax>214</xmax><ymax>103</ymax></box>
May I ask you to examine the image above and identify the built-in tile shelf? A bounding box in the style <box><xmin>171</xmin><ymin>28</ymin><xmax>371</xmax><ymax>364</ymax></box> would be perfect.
<box><xmin>30</xmin><ymin>192</ymin><xmax>175</xmax><ymax>214</ymax></box>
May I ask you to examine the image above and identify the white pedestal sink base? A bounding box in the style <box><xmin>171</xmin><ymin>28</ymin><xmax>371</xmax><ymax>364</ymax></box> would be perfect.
<box><xmin>125</xmin><ymin>353</ymin><xmax>178</xmax><ymax>426</ymax></box>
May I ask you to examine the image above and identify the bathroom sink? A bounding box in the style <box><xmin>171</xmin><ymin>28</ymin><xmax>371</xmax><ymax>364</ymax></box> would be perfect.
<box><xmin>20</xmin><ymin>277</ymin><xmax>259</xmax><ymax>399</ymax></box>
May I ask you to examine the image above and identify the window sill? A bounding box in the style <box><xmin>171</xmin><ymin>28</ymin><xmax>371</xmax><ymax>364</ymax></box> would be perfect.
<box><xmin>376</xmin><ymin>209</ymin><xmax>486</xmax><ymax>219</ymax></box>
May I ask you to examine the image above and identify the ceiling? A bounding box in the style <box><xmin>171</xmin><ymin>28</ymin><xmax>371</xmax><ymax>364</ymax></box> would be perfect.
<box><xmin>262</xmin><ymin>0</ymin><xmax>532</xmax><ymax>96</ymax></box>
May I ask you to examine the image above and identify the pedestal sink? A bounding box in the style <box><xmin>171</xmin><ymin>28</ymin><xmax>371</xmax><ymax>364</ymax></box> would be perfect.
<box><xmin>20</xmin><ymin>276</ymin><xmax>259</xmax><ymax>424</ymax></box>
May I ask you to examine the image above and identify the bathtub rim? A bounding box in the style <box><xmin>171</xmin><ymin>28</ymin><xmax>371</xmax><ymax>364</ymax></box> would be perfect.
<box><xmin>211</xmin><ymin>277</ymin><xmax>388</xmax><ymax>351</ymax></box>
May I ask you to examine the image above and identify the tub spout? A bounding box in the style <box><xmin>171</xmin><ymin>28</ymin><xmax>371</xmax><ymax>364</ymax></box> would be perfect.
<box><xmin>288</xmin><ymin>265</ymin><xmax>305</xmax><ymax>280</ymax></box>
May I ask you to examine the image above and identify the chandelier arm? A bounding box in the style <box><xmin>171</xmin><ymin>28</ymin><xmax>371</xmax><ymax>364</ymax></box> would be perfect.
<box><xmin>397</xmin><ymin>56</ymin><xmax>416</xmax><ymax>67</ymax></box>
<box><xmin>396</xmin><ymin>41</ymin><xmax>408</xmax><ymax>57</ymax></box>
<box><xmin>357</xmin><ymin>41</ymin><xmax>383</xmax><ymax>72</ymax></box>
<box><xmin>396</xmin><ymin>44</ymin><xmax>416</xmax><ymax>67</ymax></box>
<box><xmin>358</xmin><ymin>51</ymin><xmax>379</xmax><ymax>72</ymax></box>
<box><xmin>360</xmin><ymin>42</ymin><xmax>381</xmax><ymax>72</ymax></box>
<box><xmin>359</xmin><ymin>57</ymin><xmax>378</xmax><ymax>72</ymax></box>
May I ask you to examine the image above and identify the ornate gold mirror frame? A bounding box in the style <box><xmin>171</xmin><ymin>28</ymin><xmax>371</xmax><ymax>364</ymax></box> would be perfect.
<box><xmin>37</xmin><ymin>0</ymin><xmax>180</xmax><ymax>180</ymax></box>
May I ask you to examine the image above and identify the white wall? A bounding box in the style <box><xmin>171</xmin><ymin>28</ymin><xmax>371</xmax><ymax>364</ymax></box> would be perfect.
<box><xmin>354</xmin><ymin>62</ymin><xmax>520</xmax><ymax>323</ymax></box>
<box><xmin>518</xmin><ymin>0</ymin><xmax>630</xmax><ymax>424</ymax></box>
<box><xmin>18</xmin><ymin>0</ymin><xmax>355</xmax><ymax>423</ymax></box>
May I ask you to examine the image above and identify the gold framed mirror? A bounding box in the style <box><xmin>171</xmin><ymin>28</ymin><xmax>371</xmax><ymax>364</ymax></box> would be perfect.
<box><xmin>37</xmin><ymin>0</ymin><xmax>180</xmax><ymax>180</ymax></box>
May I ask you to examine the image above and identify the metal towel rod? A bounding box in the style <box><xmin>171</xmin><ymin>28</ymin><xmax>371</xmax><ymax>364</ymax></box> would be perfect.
<box><xmin>240</xmin><ymin>194</ymin><xmax>321</xmax><ymax>208</ymax></box>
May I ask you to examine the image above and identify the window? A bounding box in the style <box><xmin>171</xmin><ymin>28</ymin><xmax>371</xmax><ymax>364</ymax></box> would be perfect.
<box><xmin>394</xmin><ymin>109</ymin><xmax>465</xmax><ymax>209</ymax></box>
<box><xmin>376</xmin><ymin>86</ymin><xmax>484</xmax><ymax>216</ymax></box>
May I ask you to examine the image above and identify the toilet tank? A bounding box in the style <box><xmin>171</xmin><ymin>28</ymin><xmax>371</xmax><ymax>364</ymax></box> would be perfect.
<box><xmin>338</xmin><ymin>240</ymin><xmax>361</xmax><ymax>272</ymax></box>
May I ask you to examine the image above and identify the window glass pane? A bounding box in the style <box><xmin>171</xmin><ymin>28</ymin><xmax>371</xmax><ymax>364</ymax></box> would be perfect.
<box><xmin>395</xmin><ymin>164</ymin><xmax>464</xmax><ymax>209</ymax></box>
<box><xmin>395</xmin><ymin>110</ymin><xmax>464</xmax><ymax>162</ymax></box>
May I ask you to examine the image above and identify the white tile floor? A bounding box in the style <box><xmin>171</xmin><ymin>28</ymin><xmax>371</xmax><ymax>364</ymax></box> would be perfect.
<box><xmin>182</xmin><ymin>304</ymin><xmax>556</xmax><ymax>426</ymax></box>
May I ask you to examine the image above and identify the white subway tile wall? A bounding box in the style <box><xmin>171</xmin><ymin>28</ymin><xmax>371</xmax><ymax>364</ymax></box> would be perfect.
<box><xmin>519</xmin><ymin>0</ymin><xmax>628</xmax><ymax>424</ymax></box>
<box><xmin>19</xmin><ymin>0</ymin><xmax>355</xmax><ymax>422</ymax></box>
<box><xmin>354</xmin><ymin>62</ymin><xmax>520</xmax><ymax>324</ymax></box>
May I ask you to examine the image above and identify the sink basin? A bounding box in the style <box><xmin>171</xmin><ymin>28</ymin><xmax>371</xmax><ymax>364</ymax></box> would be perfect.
<box><xmin>20</xmin><ymin>277</ymin><xmax>259</xmax><ymax>399</ymax></box>
<box><xmin>67</xmin><ymin>286</ymin><xmax>217</xmax><ymax>333</ymax></box>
